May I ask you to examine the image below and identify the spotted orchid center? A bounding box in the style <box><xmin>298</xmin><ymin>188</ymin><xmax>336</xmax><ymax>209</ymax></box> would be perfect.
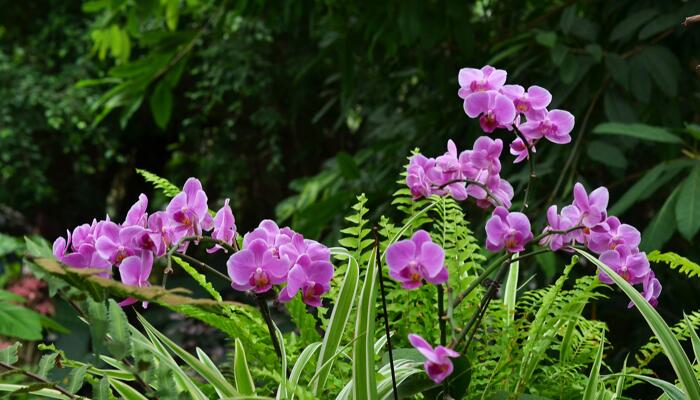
<box><xmin>251</xmin><ymin>267</ymin><xmax>269</xmax><ymax>289</ymax></box>
<box><xmin>469</xmin><ymin>80</ymin><xmax>490</xmax><ymax>92</ymax></box>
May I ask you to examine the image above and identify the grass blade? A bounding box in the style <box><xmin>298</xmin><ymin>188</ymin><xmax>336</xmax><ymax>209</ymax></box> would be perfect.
<box><xmin>582</xmin><ymin>331</ymin><xmax>605</xmax><ymax>400</ymax></box>
<box><xmin>234</xmin><ymin>338</ymin><xmax>256</xmax><ymax>395</ymax></box>
<box><xmin>352</xmin><ymin>248</ymin><xmax>379</xmax><ymax>400</ymax></box>
<box><xmin>314</xmin><ymin>254</ymin><xmax>360</xmax><ymax>395</ymax></box>
<box><xmin>287</xmin><ymin>342</ymin><xmax>321</xmax><ymax>400</ymax></box>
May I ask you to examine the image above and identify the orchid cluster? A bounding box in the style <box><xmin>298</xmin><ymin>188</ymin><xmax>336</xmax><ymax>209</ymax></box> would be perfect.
<box><xmin>539</xmin><ymin>183</ymin><xmax>660</xmax><ymax>306</ymax></box>
<box><xmin>407</xmin><ymin>137</ymin><xmax>514</xmax><ymax>208</ymax></box>
<box><xmin>52</xmin><ymin>178</ymin><xmax>235</xmax><ymax>306</ymax></box>
<box><xmin>53</xmin><ymin>178</ymin><xmax>333</xmax><ymax>308</ymax></box>
<box><xmin>458</xmin><ymin>65</ymin><xmax>575</xmax><ymax>162</ymax></box>
<box><xmin>227</xmin><ymin>219</ymin><xmax>334</xmax><ymax>307</ymax></box>
<box><xmin>396</xmin><ymin>65</ymin><xmax>662</xmax><ymax>385</ymax></box>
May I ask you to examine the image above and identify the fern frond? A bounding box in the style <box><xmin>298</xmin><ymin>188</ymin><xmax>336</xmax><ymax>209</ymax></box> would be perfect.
<box><xmin>635</xmin><ymin>309</ymin><xmax>700</xmax><ymax>368</ymax></box>
<box><xmin>135</xmin><ymin>168</ymin><xmax>181</xmax><ymax>198</ymax></box>
<box><xmin>648</xmin><ymin>250</ymin><xmax>700</xmax><ymax>278</ymax></box>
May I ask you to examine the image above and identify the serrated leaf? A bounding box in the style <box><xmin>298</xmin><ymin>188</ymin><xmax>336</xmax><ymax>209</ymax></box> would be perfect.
<box><xmin>172</xmin><ymin>256</ymin><xmax>222</xmax><ymax>301</ymax></box>
<box><xmin>93</xmin><ymin>377</ymin><xmax>111</xmax><ymax>400</ymax></box>
<box><xmin>67</xmin><ymin>365</ymin><xmax>88</xmax><ymax>394</ymax></box>
<box><xmin>0</xmin><ymin>343</ymin><xmax>21</xmax><ymax>365</ymax></box>
<box><xmin>107</xmin><ymin>299</ymin><xmax>130</xmax><ymax>359</ymax></box>
<box><xmin>675</xmin><ymin>164</ymin><xmax>700</xmax><ymax>240</ymax></box>
<box><xmin>87</xmin><ymin>299</ymin><xmax>108</xmax><ymax>355</ymax></box>
<box><xmin>37</xmin><ymin>353</ymin><xmax>58</xmax><ymax>378</ymax></box>
<box><xmin>593</xmin><ymin>122</ymin><xmax>682</xmax><ymax>144</ymax></box>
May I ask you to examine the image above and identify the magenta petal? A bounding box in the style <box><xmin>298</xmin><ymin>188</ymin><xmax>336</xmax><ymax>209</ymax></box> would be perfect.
<box><xmin>183</xmin><ymin>177</ymin><xmax>203</xmax><ymax>200</ymax></box>
<box><xmin>418</xmin><ymin>242</ymin><xmax>445</xmax><ymax>277</ymax></box>
<box><xmin>464</xmin><ymin>92</ymin><xmax>491</xmax><ymax>118</ymax></box>
<box><xmin>386</xmin><ymin>240</ymin><xmax>416</xmax><ymax>272</ymax></box>
<box><xmin>493</xmin><ymin>93</ymin><xmax>516</xmax><ymax>125</ymax></box>
<box><xmin>458</xmin><ymin>68</ymin><xmax>482</xmax><ymax>87</ymax></box>
<box><xmin>119</xmin><ymin>256</ymin><xmax>141</xmax><ymax>286</ymax></box>
<box><xmin>227</xmin><ymin>250</ymin><xmax>257</xmax><ymax>286</ymax></box>
<box><xmin>284</xmin><ymin>265</ymin><xmax>305</xmax><ymax>298</ymax></box>
<box><xmin>425</xmin><ymin>266</ymin><xmax>448</xmax><ymax>284</ymax></box>
<box><xmin>527</xmin><ymin>85</ymin><xmax>551</xmax><ymax>109</ymax></box>
<box><xmin>548</xmin><ymin>109</ymin><xmax>575</xmax><ymax>135</ymax></box>
<box><xmin>306</xmin><ymin>261</ymin><xmax>334</xmax><ymax>284</ymax></box>
<box><xmin>408</xmin><ymin>334</ymin><xmax>439</xmax><ymax>363</ymax></box>
<box><xmin>411</xmin><ymin>230</ymin><xmax>432</xmax><ymax>249</ymax></box>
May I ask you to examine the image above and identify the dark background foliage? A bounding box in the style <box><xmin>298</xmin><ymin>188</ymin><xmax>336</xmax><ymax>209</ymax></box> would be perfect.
<box><xmin>2</xmin><ymin>0</ymin><xmax>700</xmax><ymax>394</ymax></box>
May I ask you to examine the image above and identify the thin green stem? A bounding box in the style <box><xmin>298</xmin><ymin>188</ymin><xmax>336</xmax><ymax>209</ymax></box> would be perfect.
<box><xmin>513</xmin><ymin>128</ymin><xmax>536</xmax><ymax>211</ymax></box>
<box><xmin>452</xmin><ymin>253</ymin><xmax>510</xmax><ymax>309</ymax></box>
<box><xmin>167</xmin><ymin>235</ymin><xmax>237</xmax><ymax>257</ymax></box>
<box><xmin>531</xmin><ymin>225</ymin><xmax>585</xmax><ymax>244</ymax></box>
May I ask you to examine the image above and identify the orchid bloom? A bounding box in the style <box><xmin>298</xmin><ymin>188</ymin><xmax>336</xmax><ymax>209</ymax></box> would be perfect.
<box><xmin>485</xmin><ymin>206</ymin><xmax>533</xmax><ymax>253</ymax></box>
<box><xmin>408</xmin><ymin>334</ymin><xmax>459</xmax><ymax>384</ymax></box>
<box><xmin>458</xmin><ymin>65</ymin><xmax>507</xmax><ymax>98</ymax></box>
<box><xmin>518</xmin><ymin>109</ymin><xmax>575</xmax><ymax>144</ymax></box>
<box><xmin>227</xmin><ymin>239</ymin><xmax>289</xmax><ymax>293</ymax></box>
<box><xmin>118</xmin><ymin>251</ymin><xmax>153</xmax><ymax>308</ymax></box>
<box><xmin>598</xmin><ymin>245</ymin><xmax>650</xmax><ymax>285</ymax></box>
<box><xmin>464</xmin><ymin>90</ymin><xmax>517</xmax><ymax>133</ymax></box>
<box><xmin>500</xmin><ymin>84</ymin><xmax>552</xmax><ymax>114</ymax></box>
<box><xmin>572</xmin><ymin>182</ymin><xmax>609</xmax><ymax>228</ymax></box>
<box><xmin>124</xmin><ymin>193</ymin><xmax>148</xmax><ymax>227</ymax></box>
<box><xmin>166</xmin><ymin>178</ymin><xmax>214</xmax><ymax>242</ymax></box>
<box><xmin>207</xmin><ymin>199</ymin><xmax>236</xmax><ymax>253</ymax></box>
<box><xmin>386</xmin><ymin>230</ymin><xmax>447</xmax><ymax>289</ymax></box>
<box><xmin>587</xmin><ymin>216</ymin><xmax>641</xmax><ymax>254</ymax></box>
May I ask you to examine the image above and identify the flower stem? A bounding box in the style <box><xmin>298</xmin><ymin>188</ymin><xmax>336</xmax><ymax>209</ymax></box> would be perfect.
<box><xmin>513</xmin><ymin>128</ymin><xmax>536</xmax><ymax>211</ymax></box>
<box><xmin>452</xmin><ymin>253</ymin><xmax>510</xmax><ymax>309</ymax></box>
<box><xmin>450</xmin><ymin>259</ymin><xmax>510</xmax><ymax>350</ymax></box>
<box><xmin>167</xmin><ymin>235</ymin><xmax>237</xmax><ymax>257</ymax></box>
<box><xmin>256</xmin><ymin>295</ymin><xmax>283</xmax><ymax>361</ymax></box>
<box><xmin>0</xmin><ymin>361</ymin><xmax>77</xmax><ymax>399</ymax></box>
<box><xmin>434</xmin><ymin>179</ymin><xmax>503</xmax><ymax>207</ymax></box>
<box><xmin>374</xmin><ymin>227</ymin><xmax>398</xmax><ymax>400</ymax></box>
<box><xmin>531</xmin><ymin>225</ymin><xmax>585</xmax><ymax>244</ymax></box>
<box><xmin>437</xmin><ymin>284</ymin><xmax>446</xmax><ymax>346</ymax></box>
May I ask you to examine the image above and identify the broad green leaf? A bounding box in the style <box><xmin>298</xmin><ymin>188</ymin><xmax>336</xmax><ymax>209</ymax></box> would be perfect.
<box><xmin>603</xmin><ymin>91</ymin><xmax>636</xmax><ymax>122</ymax></box>
<box><xmin>639</xmin><ymin>46</ymin><xmax>681</xmax><ymax>97</ymax></box>
<box><xmin>675</xmin><ymin>164</ymin><xmax>700</xmax><ymax>240</ymax></box>
<box><xmin>605</xmin><ymin>53</ymin><xmax>628</xmax><ymax>89</ymax></box>
<box><xmin>610</xmin><ymin>9</ymin><xmax>659</xmax><ymax>42</ymax></box>
<box><xmin>629</xmin><ymin>59</ymin><xmax>651</xmax><ymax>103</ymax></box>
<box><xmin>593</xmin><ymin>122</ymin><xmax>682</xmax><ymax>144</ymax></box>
<box><xmin>610</xmin><ymin>159</ymin><xmax>694</xmax><ymax>216</ymax></box>
<box><xmin>575</xmin><ymin>249</ymin><xmax>700</xmax><ymax>399</ymax></box>
<box><xmin>150</xmin><ymin>80</ymin><xmax>173</xmax><ymax>129</ymax></box>
<box><xmin>165</xmin><ymin>0</ymin><xmax>180</xmax><ymax>31</ymax></box>
<box><xmin>587</xmin><ymin>141</ymin><xmax>627</xmax><ymax>169</ymax></box>
<box><xmin>535</xmin><ymin>31</ymin><xmax>557</xmax><ymax>48</ymax></box>
<box><xmin>0</xmin><ymin>301</ymin><xmax>42</xmax><ymax>340</ymax></box>
<box><xmin>314</xmin><ymin>253</ymin><xmax>360</xmax><ymax>395</ymax></box>
<box><xmin>639</xmin><ymin>14</ymin><xmax>678</xmax><ymax>39</ymax></box>
<box><xmin>106</xmin><ymin>299</ymin><xmax>130</xmax><ymax>359</ymax></box>
<box><xmin>234</xmin><ymin>338</ymin><xmax>256</xmax><ymax>396</ymax></box>
<box><xmin>582</xmin><ymin>333</ymin><xmax>605</xmax><ymax>400</ymax></box>
<box><xmin>641</xmin><ymin>186</ymin><xmax>680</xmax><ymax>251</ymax></box>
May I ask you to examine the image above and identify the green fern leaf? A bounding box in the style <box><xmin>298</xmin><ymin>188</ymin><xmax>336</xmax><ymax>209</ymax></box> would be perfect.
<box><xmin>135</xmin><ymin>168</ymin><xmax>181</xmax><ymax>198</ymax></box>
<box><xmin>648</xmin><ymin>250</ymin><xmax>700</xmax><ymax>278</ymax></box>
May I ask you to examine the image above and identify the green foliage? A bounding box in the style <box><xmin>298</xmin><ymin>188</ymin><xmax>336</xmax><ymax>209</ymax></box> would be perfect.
<box><xmin>0</xmin><ymin>290</ymin><xmax>43</xmax><ymax>341</ymax></box>
<box><xmin>135</xmin><ymin>168</ymin><xmax>181</xmax><ymax>198</ymax></box>
<box><xmin>648</xmin><ymin>250</ymin><xmax>700</xmax><ymax>279</ymax></box>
